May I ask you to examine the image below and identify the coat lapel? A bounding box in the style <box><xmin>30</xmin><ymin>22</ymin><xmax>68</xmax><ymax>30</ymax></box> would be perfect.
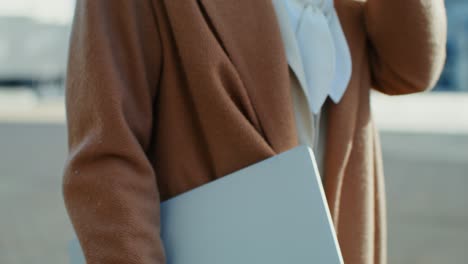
<box><xmin>198</xmin><ymin>0</ymin><xmax>299</xmax><ymax>154</ymax></box>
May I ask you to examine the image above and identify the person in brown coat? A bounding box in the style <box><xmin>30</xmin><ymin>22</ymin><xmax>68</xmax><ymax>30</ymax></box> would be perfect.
<box><xmin>62</xmin><ymin>0</ymin><xmax>447</xmax><ymax>263</ymax></box>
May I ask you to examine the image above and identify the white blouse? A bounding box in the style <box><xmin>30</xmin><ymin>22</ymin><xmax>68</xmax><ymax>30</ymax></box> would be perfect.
<box><xmin>271</xmin><ymin>0</ymin><xmax>352</xmax><ymax>181</ymax></box>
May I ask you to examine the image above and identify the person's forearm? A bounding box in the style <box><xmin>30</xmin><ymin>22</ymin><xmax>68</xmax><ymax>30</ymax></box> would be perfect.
<box><xmin>363</xmin><ymin>0</ymin><xmax>447</xmax><ymax>95</ymax></box>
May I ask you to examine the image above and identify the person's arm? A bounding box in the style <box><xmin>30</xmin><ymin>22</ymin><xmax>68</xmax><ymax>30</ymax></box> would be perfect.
<box><xmin>62</xmin><ymin>1</ymin><xmax>165</xmax><ymax>263</ymax></box>
<box><xmin>363</xmin><ymin>0</ymin><xmax>447</xmax><ymax>95</ymax></box>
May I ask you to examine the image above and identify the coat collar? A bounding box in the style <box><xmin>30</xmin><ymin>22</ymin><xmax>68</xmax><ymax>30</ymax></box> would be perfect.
<box><xmin>197</xmin><ymin>0</ymin><xmax>299</xmax><ymax>153</ymax></box>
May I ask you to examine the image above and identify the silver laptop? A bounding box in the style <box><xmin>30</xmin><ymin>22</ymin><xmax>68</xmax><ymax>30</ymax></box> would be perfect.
<box><xmin>160</xmin><ymin>144</ymin><xmax>343</xmax><ymax>264</ymax></box>
<box><xmin>68</xmin><ymin>144</ymin><xmax>343</xmax><ymax>264</ymax></box>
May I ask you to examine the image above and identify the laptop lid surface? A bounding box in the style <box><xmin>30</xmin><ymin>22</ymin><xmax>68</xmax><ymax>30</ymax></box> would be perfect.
<box><xmin>160</xmin><ymin>144</ymin><xmax>343</xmax><ymax>264</ymax></box>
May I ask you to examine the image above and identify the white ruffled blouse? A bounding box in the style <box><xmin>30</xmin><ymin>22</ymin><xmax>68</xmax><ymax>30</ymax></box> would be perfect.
<box><xmin>271</xmin><ymin>0</ymin><xmax>352</xmax><ymax>180</ymax></box>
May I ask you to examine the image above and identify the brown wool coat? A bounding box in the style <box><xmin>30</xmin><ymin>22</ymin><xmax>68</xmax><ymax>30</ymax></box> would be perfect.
<box><xmin>62</xmin><ymin>0</ymin><xmax>447</xmax><ymax>263</ymax></box>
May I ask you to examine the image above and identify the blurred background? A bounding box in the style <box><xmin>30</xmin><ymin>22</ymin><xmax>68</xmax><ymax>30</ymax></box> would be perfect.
<box><xmin>0</xmin><ymin>0</ymin><xmax>467</xmax><ymax>263</ymax></box>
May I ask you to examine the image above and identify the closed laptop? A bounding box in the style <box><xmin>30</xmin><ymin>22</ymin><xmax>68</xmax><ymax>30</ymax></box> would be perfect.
<box><xmin>160</xmin><ymin>144</ymin><xmax>343</xmax><ymax>264</ymax></box>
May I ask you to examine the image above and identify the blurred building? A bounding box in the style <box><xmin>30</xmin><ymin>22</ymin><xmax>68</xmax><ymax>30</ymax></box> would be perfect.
<box><xmin>0</xmin><ymin>16</ymin><xmax>69</xmax><ymax>86</ymax></box>
<box><xmin>434</xmin><ymin>0</ymin><xmax>468</xmax><ymax>92</ymax></box>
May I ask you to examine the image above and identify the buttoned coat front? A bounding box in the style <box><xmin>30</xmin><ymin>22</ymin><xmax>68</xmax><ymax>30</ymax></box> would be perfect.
<box><xmin>62</xmin><ymin>0</ymin><xmax>447</xmax><ymax>264</ymax></box>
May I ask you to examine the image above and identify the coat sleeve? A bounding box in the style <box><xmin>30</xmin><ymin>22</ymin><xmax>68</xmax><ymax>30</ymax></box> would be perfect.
<box><xmin>62</xmin><ymin>1</ymin><xmax>165</xmax><ymax>263</ymax></box>
<box><xmin>363</xmin><ymin>0</ymin><xmax>447</xmax><ymax>95</ymax></box>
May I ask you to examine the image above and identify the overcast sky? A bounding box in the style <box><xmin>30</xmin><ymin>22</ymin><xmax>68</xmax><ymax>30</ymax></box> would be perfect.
<box><xmin>0</xmin><ymin>0</ymin><xmax>75</xmax><ymax>24</ymax></box>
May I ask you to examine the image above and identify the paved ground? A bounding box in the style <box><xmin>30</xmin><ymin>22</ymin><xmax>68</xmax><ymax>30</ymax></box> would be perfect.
<box><xmin>0</xmin><ymin>92</ymin><xmax>467</xmax><ymax>264</ymax></box>
<box><xmin>0</xmin><ymin>122</ymin><xmax>70</xmax><ymax>263</ymax></box>
<box><xmin>382</xmin><ymin>133</ymin><xmax>468</xmax><ymax>264</ymax></box>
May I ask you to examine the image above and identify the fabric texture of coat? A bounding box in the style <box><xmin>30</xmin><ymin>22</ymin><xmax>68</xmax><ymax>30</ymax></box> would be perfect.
<box><xmin>62</xmin><ymin>0</ymin><xmax>447</xmax><ymax>263</ymax></box>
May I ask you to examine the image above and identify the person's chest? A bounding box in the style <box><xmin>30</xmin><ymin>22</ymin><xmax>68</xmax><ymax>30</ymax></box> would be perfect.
<box><xmin>150</xmin><ymin>0</ymin><xmax>370</xmax><ymax>198</ymax></box>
